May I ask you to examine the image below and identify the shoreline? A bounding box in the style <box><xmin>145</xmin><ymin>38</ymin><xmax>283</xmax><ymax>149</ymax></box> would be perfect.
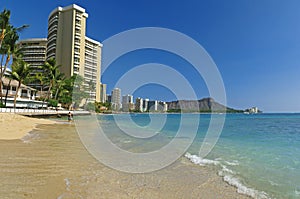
<box><xmin>0</xmin><ymin>114</ymin><xmax>250</xmax><ymax>198</ymax></box>
<box><xmin>0</xmin><ymin>113</ymin><xmax>56</xmax><ymax>140</ymax></box>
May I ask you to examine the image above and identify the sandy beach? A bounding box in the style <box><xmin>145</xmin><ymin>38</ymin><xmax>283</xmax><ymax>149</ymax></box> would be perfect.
<box><xmin>0</xmin><ymin>114</ymin><xmax>249</xmax><ymax>198</ymax></box>
<box><xmin>0</xmin><ymin>113</ymin><xmax>56</xmax><ymax>140</ymax></box>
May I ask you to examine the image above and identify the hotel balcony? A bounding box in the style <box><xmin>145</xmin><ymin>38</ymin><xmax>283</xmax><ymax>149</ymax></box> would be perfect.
<box><xmin>75</xmin><ymin>34</ymin><xmax>81</xmax><ymax>40</ymax></box>
<box><xmin>48</xmin><ymin>24</ymin><xmax>58</xmax><ymax>33</ymax></box>
<box><xmin>48</xmin><ymin>15</ymin><xmax>58</xmax><ymax>25</ymax></box>
<box><xmin>47</xmin><ymin>44</ymin><xmax>56</xmax><ymax>53</ymax></box>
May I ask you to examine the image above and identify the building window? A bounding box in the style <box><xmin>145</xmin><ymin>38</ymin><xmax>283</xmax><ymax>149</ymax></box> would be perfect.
<box><xmin>75</xmin><ymin>38</ymin><xmax>80</xmax><ymax>43</ymax></box>
<box><xmin>75</xmin><ymin>19</ymin><xmax>81</xmax><ymax>24</ymax></box>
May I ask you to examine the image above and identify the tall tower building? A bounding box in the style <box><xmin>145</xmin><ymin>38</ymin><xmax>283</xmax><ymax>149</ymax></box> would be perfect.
<box><xmin>148</xmin><ymin>100</ymin><xmax>158</xmax><ymax>112</ymax></box>
<box><xmin>18</xmin><ymin>38</ymin><xmax>47</xmax><ymax>91</ymax></box>
<box><xmin>85</xmin><ymin>37</ymin><xmax>102</xmax><ymax>101</ymax></box>
<box><xmin>135</xmin><ymin>97</ymin><xmax>144</xmax><ymax>112</ymax></box>
<box><xmin>47</xmin><ymin>4</ymin><xmax>87</xmax><ymax>77</ymax></box>
<box><xmin>111</xmin><ymin>88</ymin><xmax>121</xmax><ymax>111</ymax></box>
<box><xmin>99</xmin><ymin>83</ymin><xmax>107</xmax><ymax>103</ymax></box>
<box><xmin>47</xmin><ymin>4</ymin><xmax>102</xmax><ymax>101</ymax></box>
<box><xmin>122</xmin><ymin>94</ymin><xmax>134</xmax><ymax>112</ymax></box>
<box><xmin>143</xmin><ymin>98</ymin><xmax>149</xmax><ymax>112</ymax></box>
<box><xmin>106</xmin><ymin>94</ymin><xmax>111</xmax><ymax>103</ymax></box>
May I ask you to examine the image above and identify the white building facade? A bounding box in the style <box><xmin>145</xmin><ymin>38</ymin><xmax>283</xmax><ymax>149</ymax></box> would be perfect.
<box><xmin>111</xmin><ymin>88</ymin><xmax>121</xmax><ymax>111</ymax></box>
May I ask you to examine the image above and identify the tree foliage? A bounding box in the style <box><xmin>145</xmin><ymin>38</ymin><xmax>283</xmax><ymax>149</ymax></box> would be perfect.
<box><xmin>0</xmin><ymin>9</ymin><xmax>28</xmax><ymax>104</ymax></box>
<box><xmin>9</xmin><ymin>59</ymin><xmax>33</xmax><ymax>109</ymax></box>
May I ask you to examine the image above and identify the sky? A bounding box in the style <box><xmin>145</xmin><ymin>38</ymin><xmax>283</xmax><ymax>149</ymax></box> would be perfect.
<box><xmin>1</xmin><ymin>0</ymin><xmax>300</xmax><ymax>112</ymax></box>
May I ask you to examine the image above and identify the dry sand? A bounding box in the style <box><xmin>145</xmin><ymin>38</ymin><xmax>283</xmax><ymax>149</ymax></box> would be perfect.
<box><xmin>0</xmin><ymin>113</ymin><xmax>56</xmax><ymax>140</ymax></box>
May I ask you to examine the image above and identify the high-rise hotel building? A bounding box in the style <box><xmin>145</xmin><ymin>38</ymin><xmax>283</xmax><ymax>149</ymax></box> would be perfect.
<box><xmin>19</xmin><ymin>4</ymin><xmax>103</xmax><ymax>102</ymax></box>
<box><xmin>99</xmin><ymin>83</ymin><xmax>107</xmax><ymax>103</ymax></box>
<box><xmin>111</xmin><ymin>88</ymin><xmax>121</xmax><ymax>111</ymax></box>
<box><xmin>47</xmin><ymin>4</ymin><xmax>102</xmax><ymax>101</ymax></box>
<box><xmin>18</xmin><ymin>38</ymin><xmax>47</xmax><ymax>91</ymax></box>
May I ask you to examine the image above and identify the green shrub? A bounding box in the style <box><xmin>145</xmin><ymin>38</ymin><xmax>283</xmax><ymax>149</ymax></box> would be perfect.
<box><xmin>0</xmin><ymin>102</ymin><xmax>5</xmax><ymax>108</ymax></box>
<box><xmin>48</xmin><ymin>99</ymin><xmax>58</xmax><ymax>107</ymax></box>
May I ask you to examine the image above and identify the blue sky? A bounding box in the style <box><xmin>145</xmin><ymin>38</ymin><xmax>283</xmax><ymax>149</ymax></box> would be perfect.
<box><xmin>2</xmin><ymin>0</ymin><xmax>300</xmax><ymax>112</ymax></box>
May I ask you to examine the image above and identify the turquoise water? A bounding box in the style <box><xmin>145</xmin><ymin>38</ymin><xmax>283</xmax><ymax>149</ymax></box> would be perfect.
<box><xmin>96</xmin><ymin>113</ymin><xmax>300</xmax><ymax>199</ymax></box>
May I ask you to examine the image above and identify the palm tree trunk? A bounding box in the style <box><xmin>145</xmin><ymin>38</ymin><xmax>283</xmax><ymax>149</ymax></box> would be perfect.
<box><xmin>0</xmin><ymin>30</ymin><xmax>5</xmax><ymax>49</ymax></box>
<box><xmin>40</xmin><ymin>85</ymin><xmax>43</xmax><ymax>99</ymax></box>
<box><xmin>43</xmin><ymin>81</ymin><xmax>52</xmax><ymax>108</ymax></box>
<box><xmin>4</xmin><ymin>79</ymin><xmax>11</xmax><ymax>106</ymax></box>
<box><xmin>13</xmin><ymin>81</ymin><xmax>21</xmax><ymax>111</ymax></box>
<box><xmin>0</xmin><ymin>55</ymin><xmax>11</xmax><ymax>104</ymax></box>
<box><xmin>2</xmin><ymin>55</ymin><xmax>10</xmax><ymax>76</ymax></box>
<box><xmin>0</xmin><ymin>55</ymin><xmax>4</xmax><ymax>104</ymax></box>
<box><xmin>0</xmin><ymin>80</ymin><xmax>3</xmax><ymax>104</ymax></box>
<box><xmin>54</xmin><ymin>84</ymin><xmax>61</xmax><ymax>100</ymax></box>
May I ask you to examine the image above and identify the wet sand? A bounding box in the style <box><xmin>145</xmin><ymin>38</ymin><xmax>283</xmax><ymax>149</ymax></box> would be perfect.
<box><xmin>0</xmin><ymin>122</ymin><xmax>249</xmax><ymax>198</ymax></box>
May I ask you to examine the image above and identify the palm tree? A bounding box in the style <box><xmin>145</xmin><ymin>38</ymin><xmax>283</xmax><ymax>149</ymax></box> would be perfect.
<box><xmin>0</xmin><ymin>9</ymin><xmax>28</xmax><ymax>48</ymax></box>
<box><xmin>0</xmin><ymin>9</ymin><xmax>28</xmax><ymax>104</ymax></box>
<box><xmin>9</xmin><ymin>60</ymin><xmax>32</xmax><ymax>109</ymax></box>
<box><xmin>3</xmin><ymin>45</ymin><xmax>24</xmax><ymax>107</ymax></box>
<box><xmin>0</xmin><ymin>26</ymin><xmax>18</xmax><ymax>103</ymax></box>
<box><xmin>3</xmin><ymin>73</ymin><xmax>12</xmax><ymax>107</ymax></box>
<box><xmin>0</xmin><ymin>9</ymin><xmax>10</xmax><ymax>49</ymax></box>
<box><xmin>32</xmin><ymin>72</ymin><xmax>48</xmax><ymax>98</ymax></box>
<box><xmin>2</xmin><ymin>43</ymin><xmax>24</xmax><ymax>100</ymax></box>
<box><xmin>41</xmin><ymin>58</ymin><xmax>61</xmax><ymax>104</ymax></box>
<box><xmin>53</xmin><ymin>73</ymin><xmax>66</xmax><ymax>100</ymax></box>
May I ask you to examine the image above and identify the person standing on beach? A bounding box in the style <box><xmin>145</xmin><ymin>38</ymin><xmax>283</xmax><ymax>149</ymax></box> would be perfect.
<box><xmin>68</xmin><ymin>112</ymin><xmax>73</xmax><ymax>121</ymax></box>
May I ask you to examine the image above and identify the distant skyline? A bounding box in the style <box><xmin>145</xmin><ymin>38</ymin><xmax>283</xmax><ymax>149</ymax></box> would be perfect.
<box><xmin>2</xmin><ymin>0</ymin><xmax>300</xmax><ymax>112</ymax></box>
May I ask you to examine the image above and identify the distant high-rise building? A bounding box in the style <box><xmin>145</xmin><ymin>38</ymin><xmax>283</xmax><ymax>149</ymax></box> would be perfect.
<box><xmin>147</xmin><ymin>100</ymin><xmax>167</xmax><ymax>112</ymax></box>
<box><xmin>158</xmin><ymin>101</ymin><xmax>167</xmax><ymax>112</ymax></box>
<box><xmin>111</xmin><ymin>88</ymin><xmax>121</xmax><ymax>110</ymax></box>
<box><xmin>148</xmin><ymin>100</ymin><xmax>158</xmax><ymax>111</ymax></box>
<box><xmin>135</xmin><ymin>97</ymin><xmax>144</xmax><ymax>112</ymax></box>
<box><xmin>143</xmin><ymin>98</ymin><xmax>149</xmax><ymax>112</ymax></box>
<box><xmin>122</xmin><ymin>94</ymin><xmax>134</xmax><ymax>112</ymax></box>
<box><xmin>122</xmin><ymin>94</ymin><xmax>134</xmax><ymax>104</ymax></box>
<box><xmin>46</xmin><ymin>4</ymin><xmax>102</xmax><ymax>101</ymax></box>
<box><xmin>106</xmin><ymin>94</ymin><xmax>111</xmax><ymax>103</ymax></box>
<box><xmin>99</xmin><ymin>83</ymin><xmax>107</xmax><ymax>103</ymax></box>
<box><xmin>163</xmin><ymin>102</ymin><xmax>168</xmax><ymax>112</ymax></box>
<box><xmin>18</xmin><ymin>38</ymin><xmax>47</xmax><ymax>91</ymax></box>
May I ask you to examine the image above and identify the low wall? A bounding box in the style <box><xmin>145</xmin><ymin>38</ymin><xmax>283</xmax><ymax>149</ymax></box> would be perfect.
<box><xmin>0</xmin><ymin>108</ymin><xmax>91</xmax><ymax>116</ymax></box>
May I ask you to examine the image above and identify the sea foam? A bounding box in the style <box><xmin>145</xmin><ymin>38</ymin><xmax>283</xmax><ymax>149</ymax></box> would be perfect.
<box><xmin>219</xmin><ymin>165</ymin><xmax>235</xmax><ymax>175</ymax></box>
<box><xmin>185</xmin><ymin>153</ymin><xmax>270</xmax><ymax>199</ymax></box>
<box><xmin>185</xmin><ymin>152</ymin><xmax>219</xmax><ymax>166</ymax></box>
<box><xmin>224</xmin><ymin>160</ymin><xmax>239</xmax><ymax>166</ymax></box>
<box><xmin>222</xmin><ymin>175</ymin><xmax>269</xmax><ymax>199</ymax></box>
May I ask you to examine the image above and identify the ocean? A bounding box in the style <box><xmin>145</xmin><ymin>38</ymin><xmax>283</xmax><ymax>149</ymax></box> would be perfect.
<box><xmin>94</xmin><ymin>113</ymin><xmax>300</xmax><ymax>199</ymax></box>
